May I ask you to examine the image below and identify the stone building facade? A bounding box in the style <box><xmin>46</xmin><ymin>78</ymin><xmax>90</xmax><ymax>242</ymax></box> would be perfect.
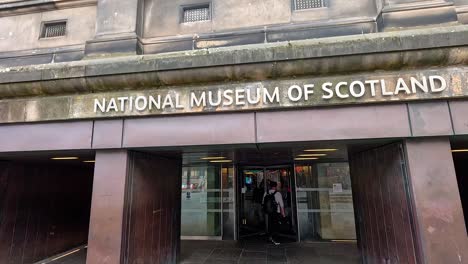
<box><xmin>0</xmin><ymin>0</ymin><xmax>468</xmax><ymax>263</ymax></box>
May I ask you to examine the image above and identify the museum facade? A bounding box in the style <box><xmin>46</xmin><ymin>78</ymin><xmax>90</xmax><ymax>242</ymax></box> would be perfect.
<box><xmin>0</xmin><ymin>0</ymin><xmax>468</xmax><ymax>263</ymax></box>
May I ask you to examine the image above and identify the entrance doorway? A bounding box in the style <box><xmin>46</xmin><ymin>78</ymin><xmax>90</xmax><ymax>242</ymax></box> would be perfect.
<box><xmin>238</xmin><ymin>166</ymin><xmax>298</xmax><ymax>242</ymax></box>
<box><xmin>0</xmin><ymin>151</ymin><xmax>95</xmax><ymax>264</ymax></box>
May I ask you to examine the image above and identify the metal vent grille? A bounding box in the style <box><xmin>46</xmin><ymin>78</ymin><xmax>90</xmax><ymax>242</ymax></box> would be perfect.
<box><xmin>294</xmin><ymin>0</ymin><xmax>325</xmax><ymax>10</ymax></box>
<box><xmin>41</xmin><ymin>21</ymin><xmax>67</xmax><ymax>38</ymax></box>
<box><xmin>183</xmin><ymin>5</ymin><xmax>210</xmax><ymax>23</ymax></box>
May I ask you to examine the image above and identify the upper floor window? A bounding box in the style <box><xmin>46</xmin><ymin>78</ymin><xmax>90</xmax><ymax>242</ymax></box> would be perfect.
<box><xmin>182</xmin><ymin>4</ymin><xmax>211</xmax><ymax>23</ymax></box>
<box><xmin>293</xmin><ymin>0</ymin><xmax>325</xmax><ymax>10</ymax></box>
<box><xmin>40</xmin><ymin>21</ymin><xmax>67</xmax><ymax>38</ymax></box>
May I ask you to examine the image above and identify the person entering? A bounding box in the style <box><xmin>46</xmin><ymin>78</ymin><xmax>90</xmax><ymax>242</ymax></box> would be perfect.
<box><xmin>262</xmin><ymin>181</ymin><xmax>285</xmax><ymax>245</ymax></box>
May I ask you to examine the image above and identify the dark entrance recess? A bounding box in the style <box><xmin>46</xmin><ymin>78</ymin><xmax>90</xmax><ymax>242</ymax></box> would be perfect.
<box><xmin>453</xmin><ymin>147</ymin><xmax>468</xmax><ymax>234</ymax></box>
<box><xmin>0</xmin><ymin>161</ymin><xmax>94</xmax><ymax>263</ymax></box>
<box><xmin>349</xmin><ymin>143</ymin><xmax>421</xmax><ymax>264</ymax></box>
<box><xmin>238</xmin><ymin>166</ymin><xmax>297</xmax><ymax>242</ymax></box>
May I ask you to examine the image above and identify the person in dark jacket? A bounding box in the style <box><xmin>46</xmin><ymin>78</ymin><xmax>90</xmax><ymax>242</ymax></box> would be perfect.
<box><xmin>262</xmin><ymin>181</ymin><xmax>285</xmax><ymax>245</ymax></box>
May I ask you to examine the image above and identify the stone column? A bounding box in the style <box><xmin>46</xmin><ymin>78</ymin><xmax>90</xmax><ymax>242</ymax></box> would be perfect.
<box><xmin>85</xmin><ymin>0</ymin><xmax>140</xmax><ymax>56</ymax></box>
<box><xmin>404</xmin><ymin>138</ymin><xmax>468</xmax><ymax>264</ymax></box>
<box><xmin>86</xmin><ymin>150</ymin><xmax>129</xmax><ymax>264</ymax></box>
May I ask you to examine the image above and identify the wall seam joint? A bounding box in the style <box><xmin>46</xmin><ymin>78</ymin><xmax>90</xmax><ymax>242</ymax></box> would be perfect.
<box><xmin>90</xmin><ymin>120</ymin><xmax>95</xmax><ymax>149</ymax></box>
<box><xmin>121</xmin><ymin>119</ymin><xmax>126</xmax><ymax>148</ymax></box>
<box><xmin>254</xmin><ymin>112</ymin><xmax>258</xmax><ymax>145</ymax></box>
<box><xmin>406</xmin><ymin>103</ymin><xmax>414</xmax><ymax>137</ymax></box>
<box><xmin>446</xmin><ymin>100</ymin><xmax>456</xmax><ymax>135</ymax></box>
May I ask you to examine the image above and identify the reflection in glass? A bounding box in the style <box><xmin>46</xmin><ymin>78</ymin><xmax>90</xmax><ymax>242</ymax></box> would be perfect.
<box><xmin>296</xmin><ymin>163</ymin><xmax>356</xmax><ymax>241</ymax></box>
<box><xmin>222</xmin><ymin>166</ymin><xmax>235</xmax><ymax>240</ymax></box>
<box><xmin>239</xmin><ymin>167</ymin><xmax>297</xmax><ymax>240</ymax></box>
<box><xmin>181</xmin><ymin>166</ymin><xmax>221</xmax><ymax>237</ymax></box>
<box><xmin>180</xmin><ymin>165</ymin><xmax>235</xmax><ymax>239</ymax></box>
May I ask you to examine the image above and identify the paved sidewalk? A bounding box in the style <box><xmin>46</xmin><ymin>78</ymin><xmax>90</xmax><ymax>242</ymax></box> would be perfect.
<box><xmin>180</xmin><ymin>239</ymin><xmax>361</xmax><ymax>264</ymax></box>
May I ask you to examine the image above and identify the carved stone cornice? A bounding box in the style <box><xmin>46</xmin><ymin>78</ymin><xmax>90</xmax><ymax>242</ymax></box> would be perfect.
<box><xmin>0</xmin><ymin>25</ymin><xmax>467</xmax><ymax>99</ymax></box>
<box><xmin>0</xmin><ymin>25</ymin><xmax>466</xmax><ymax>123</ymax></box>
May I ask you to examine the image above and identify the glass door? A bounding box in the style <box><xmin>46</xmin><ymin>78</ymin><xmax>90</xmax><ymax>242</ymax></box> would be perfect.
<box><xmin>238</xmin><ymin>166</ymin><xmax>297</xmax><ymax>241</ymax></box>
<box><xmin>239</xmin><ymin>168</ymin><xmax>266</xmax><ymax>238</ymax></box>
<box><xmin>265</xmin><ymin>167</ymin><xmax>297</xmax><ymax>241</ymax></box>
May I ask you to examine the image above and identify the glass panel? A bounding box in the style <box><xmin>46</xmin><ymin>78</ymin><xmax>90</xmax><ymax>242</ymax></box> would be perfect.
<box><xmin>222</xmin><ymin>165</ymin><xmax>235</xmax><ymax>240</ymax></box>
<box><xmin>181</xmin><ymin>165</ymin><xmax>221</xmax><ymax>237</ymax></box>
<box><xmin>239</xmin><ymin>168</ymin><xmax>266</xmax><ymax>237</ymax></box>
<box><xmin>266</xmin><ymin>168</ymin><xmax>297</xmax><ymax>240</ymax></box>
<box><xmin>239</xmin><ymin>167</ymin><xmax>297</xmax><ymax>240</ymax></box>
<box><xmin>296</xmin><ymin>163</ymin><xmax>356</xmax><ymax>241</ymax></box>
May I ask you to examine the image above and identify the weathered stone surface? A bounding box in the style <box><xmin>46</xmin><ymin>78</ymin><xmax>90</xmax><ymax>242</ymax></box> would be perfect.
<box><xmin>84</xmin><ymin>0</ymin><xmax>139</xmax><ymax>56</ymax></box>
<box><xmin>195</xmin><ymin>31</ymin><xmax>265</xmax><ymax>49</ymax></box>
<box><xmin>0</xmin><ymin>45</ymin><xmax>467</xmax><ymax>99</ymax></box>
<box><xmin>382</xmin><ymin>3</ymin><xmax>457</xmax><ymax>30</ymax></box>
<box><xmin>54</xmin><ymin>50</ymin><xmax>86</xmax><ymax>64</ymax></box>
<box><xmin>0</xmin><ymin>100</ymin><xmax>25</xmax><ymax>122</ymax></box>
<box><xmin>0</xmin><ymin>69</ymin><xmax>41</xmax><ymax>83</ymax></box>
<box><xmin>140</xmin><ymin>37</ymin><xmax>194</xmax><ymax>54</ymax></box>
<box><xmin>0</xmin><ymin>25</ymin><xmax>467</xmax><ymax>100</ymax></box>
<box><xmin>0</xmin><ymin>45</ymin><xmax>86</xmax><ymax>68</ymax></box>
<box><xmin>84</xmin><ymin>56</ymin><xmax>156</xmax><ymax>76</ymax></box>
<box><xmin>0</xmin><ymin>6</ymin><xmax>96</xmax><ymax>55</ymax></box>
<box><xmin>0</xmin><ymin>66</ymin><xmax>465</xmax><ymax>123</ymax></box>
<box><xmin>39</xmin><ymin>78</ymin><xmax>90</xmax><ymax>95</ymax></box>
<box><xmin>0</xmin><ymin>26</ymin><xmax>466</xmax><ymax>124</ymax></box>
<box><xmin>25</xmin><ymin>97</ymin><xmax>71</xmax><ymax>122</ymax></box>
<box><xmin>266</xmin><ymin>20</ymin><xmax>377</xmax><ymax>42</ymax></box>
<box><xmin>42</xmin><ymin>64</ymin><xmax>86</xmax><ymax>80</ymax></box>
<box><xmin>0</xmin><ymin>54</ymin><xmax>53</xmax><ymax>68</ymax></box>
<box><xmin>85</xmin><ymin>36</ymin><xmax>138</xmax><ymax>56</ymax></box>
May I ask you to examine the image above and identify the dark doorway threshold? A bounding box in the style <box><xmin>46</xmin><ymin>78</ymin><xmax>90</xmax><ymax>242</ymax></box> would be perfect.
<box><xmin>180</xmin><ymin>240</ymin><xmax>361</xmax><ymax>264</ymax></box>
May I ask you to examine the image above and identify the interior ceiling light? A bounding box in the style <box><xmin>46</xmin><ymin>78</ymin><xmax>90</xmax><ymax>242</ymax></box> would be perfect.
<box><xmin>83</xmin><ymin>160</ymin><xmax>96</xmax><ymax>163</ymax></box>
<box><xmin>51</xmin><ymin>157</ymin><xmax>79</xmax><ymax>160</ymax></box>
<box><xmin>298</xmin><ymin>154</ymin><xmax>327</xmax><ymax>157</ymax></box>
<box><xmin>452</xmin><ymin>149</ymin><xmax>468</xmax><ymax>153</ymax></box>
<box><xmin>295</xmin><ymin>157</ymin><xmax>319</xmax><ymax>160</ymax></box>
<box><xmin>209</xmin><ymin>160</ymin><xmax>233</xmax><ymax>163</ymax></box>
<box><xmin>201</xmin><ymin>156</ymin><xmax>227</xmax><ymax>160</ymax></box>
<box><xmin>304</xmin><ymin>149</ymin><xmax>338</xmax><ymax>152</ymax></box>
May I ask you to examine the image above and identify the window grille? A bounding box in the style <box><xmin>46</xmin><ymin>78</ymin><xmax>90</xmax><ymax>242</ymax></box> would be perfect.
<box><xmin>294</xmin><ymin>0</ymin><xmax>325</xmax><ymax>10</ymax></box>
<box><xmin>40</xmin><ymin>21</ymin><xmax>67</xmax><ymax>38</ymax></box>
<box><xmin>183</xmin><ymin>5</ymin><xmax>210</xmax><ymax>23</ymax></box>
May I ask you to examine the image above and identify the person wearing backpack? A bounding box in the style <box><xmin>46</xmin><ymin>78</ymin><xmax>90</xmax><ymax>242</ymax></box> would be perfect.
<box><xmin>262</xmin><ymin>181</ymin><xmax>285</xmax><ymax>245</ymax></box>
